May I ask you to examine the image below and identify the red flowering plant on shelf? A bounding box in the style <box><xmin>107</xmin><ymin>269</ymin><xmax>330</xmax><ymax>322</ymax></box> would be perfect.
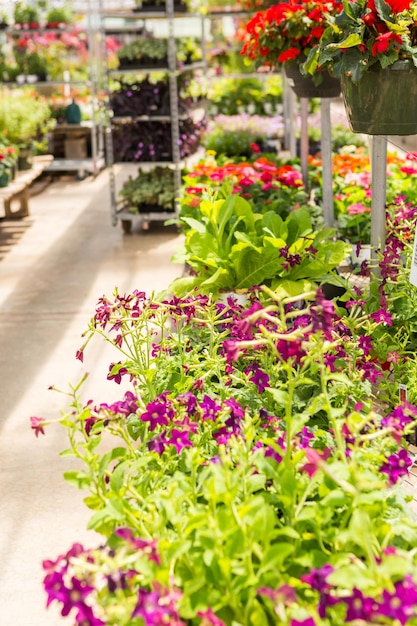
<box><xmin>179</xmin><ymin>151</ymin><xmax>311</xmax><ymax>228</ymax></box>
<box><xmin>240</xmin><ymin>0</ymin><xmax>343</xmax><ymax>78</ymax></box>
<box><xmin>304</xmin><ymin>0</ymin><xmax>417</xmax><ymax>81</ymax></box>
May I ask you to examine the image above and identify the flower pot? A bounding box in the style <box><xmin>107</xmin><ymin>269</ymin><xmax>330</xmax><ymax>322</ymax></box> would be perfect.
<box><xmin>118</xmin><ymin>57</ymin><xmax>168</xmax><ymax>70</ymax></box>
<box><xmin>285</xmin><ymin>62</ymin><xmax>341</xmax><ymax>99</ymax></box>
<box><xmin>217</xmin><ymin>291</ymin><xmax>248</xmax><ymax>306</ymax></box>
<box><xmin>341</xmin><ymin>60</ymin><xmax>417</xmax><ymax>135</ymax></box>
<box><xmin>0</xmin><ymin>172</ymin><xmax>9</xmax><ymax>188</ymax></box>
<box><xmin>18</xmin><ymin>149</ymin><xmax>33</xmax><ymax>171</ymax></box>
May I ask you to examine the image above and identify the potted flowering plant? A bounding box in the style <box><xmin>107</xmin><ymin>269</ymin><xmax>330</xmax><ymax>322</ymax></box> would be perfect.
<box><xmin>45</xmin><ymin>6</ymin><xmax>74</xmax><ymax>28</ymax></box>
<box><xmin>13</xmin><ymin>2</ymin><xmax>40</xmax><ymax>28</ymax></box>
<box><xmin>240</xmin><ymin>0</ymin><xmax>343</xmax><ymax>97</ymax></box>
<box><xmin>304</xmin><ymin>0</ymin><xmax>417</xmax><ymax>134</ymax></box>
<box><xmin>33</xmin><ymin>287</ymin><xmax>417</xmax><ymax>625</ymax></box>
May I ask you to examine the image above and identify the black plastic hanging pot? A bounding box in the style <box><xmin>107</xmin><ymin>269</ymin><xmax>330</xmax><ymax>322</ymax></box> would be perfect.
<box><xmin>284</xmin><ymin>62</ymin><xmax>341</xmax><ymax>98</ymax></box>
<box><xmin>341</xmin><ymin>59</ymin><xmax>417</xmax><ymax>135</ymax></box>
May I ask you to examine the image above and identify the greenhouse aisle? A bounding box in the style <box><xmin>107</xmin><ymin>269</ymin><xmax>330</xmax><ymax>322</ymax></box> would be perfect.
<box><xmin>0</xmin><ymin>170</ymin><xmax>183</xmax><ymax>626</ymax></box>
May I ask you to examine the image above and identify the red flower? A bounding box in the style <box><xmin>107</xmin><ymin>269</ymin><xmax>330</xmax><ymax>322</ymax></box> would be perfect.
<box><xmin>371</xmin><ymin>31</ymin><xmax>403</xmax><ymax>55</ymax></box>
<box><xmin>278</xmin><ymin>47</ymin><xmax>300</xmax><ymax>63</ymax></box>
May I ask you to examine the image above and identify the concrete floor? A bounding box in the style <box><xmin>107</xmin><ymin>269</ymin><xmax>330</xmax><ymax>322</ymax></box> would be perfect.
<box><xmin>0</xmin><ymin>170</ymin><xmax>183</xmax><ymax>625</ymax></box>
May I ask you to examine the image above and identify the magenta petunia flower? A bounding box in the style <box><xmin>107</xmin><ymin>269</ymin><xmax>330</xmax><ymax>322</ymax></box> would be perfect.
<box><xmin>300</xmin><ymin>447</ymin><xmax>331</xmax><ymax>477</ymax></box>
<box><xmin>343</xmin><ymin>588</ymin><xmax>377</xmax><ymax>622</ymax></box>
<box><xmin>200</xmin><ymin>395</ymin><xmax>222</xmax><ymax>421</ymax></box>
<box><xmin>165</xmin><ymin>428</ymin><xmax>193</xmax><ymax>453</ymax></box>
<box><xmin>197</xmin><ymin>607</ymin><xmax>227</xmax><ymax>626</ymax></box>
<box><xmin>380</xmin><ymin>448</ymin><xmax>412</xmax><ymax>484</ymax></box>
<box><xmin>370</xmin><ymin>308</ymin><xmax>393</xmax><ymax>326</ymax></box>
<box><xmin>140</xmin><ymin>399</ymin><xmax>171</xmax><ymax>431</ymax></box>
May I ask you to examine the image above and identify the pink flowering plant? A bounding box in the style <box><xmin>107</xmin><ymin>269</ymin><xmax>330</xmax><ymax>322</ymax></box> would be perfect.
<box><xmin>171</xmin><ymin>194</ymin><xmax>349</xmax><ymax>297</ymax></box>
<box><xmin>33</xmin><ymin>282</ymin><xmax>417</xmax><ymax>626</ymax></box>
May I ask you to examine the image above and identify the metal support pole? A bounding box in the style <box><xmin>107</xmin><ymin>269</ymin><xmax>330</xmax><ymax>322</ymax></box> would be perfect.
<box><xmin>370</xmin><ymin>135</ymin><xmax>387</xmax><ymax>262</ymax></box>
<box><xmin>282</xmin><ymin>70</ymin><xmax>296</xmax><ymax>158</ymax></box>
<box><xmin>320</xmin><ymin>98</ymin><xmax>334</xmax><ymax>227</ymax></box>
<box><xmin>300</xmin><ymin>97</ymin><xmax>309</xmax><ymax>190</ymax></box>
<box><xmin>288</xmin><ymin>87</ymin><xmax>296</xmax><ymax>159</ymax></box>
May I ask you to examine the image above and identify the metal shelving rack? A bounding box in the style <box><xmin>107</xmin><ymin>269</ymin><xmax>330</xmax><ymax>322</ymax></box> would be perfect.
<box><xmin>101</xmin><ymin>1</ymin><xmax>206</xmax><ymax>232</ymax></box>
<box><xmin>0</xmin><ymin>0</ymin><xmax>107</xmax><ymax>178</ymax></box>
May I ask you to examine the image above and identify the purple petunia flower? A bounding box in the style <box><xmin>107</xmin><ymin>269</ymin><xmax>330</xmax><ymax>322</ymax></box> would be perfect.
<box><xmin>301</xmin><ymin>564</ymin><xmax>334</xmax><ymax>592</ymax></box>
<box><xmin>200</xmin><ymin>395</ymin><xmax>222</xmax><ymax>421</ymax></box>
<box><xmin>377</xmin><ymin>576</ymin><xmax>417</xmax><ymax>624</ymax></box>
<box><xmin>343</xmin><ymin>588</ymin><xmax>377</xmax><ymax>622</ymax></box>
<box><xmin>197</xmin><ymin>607</ymin><xmax>227</xmax><ymax>626</ymax></box>
<box><xmin>358</xmin><ymin>334</ymin><xmax>373</xmax><ymax>356</ymax></box>
<box><xmin>381</xmin><ymin>403</ymin><xmax>417</xmax><ymax>442</ymax></box>
<box><xmin>107</xmin><ymin>362</ymin><xmax>129</xmax><ymax>384</ymax></box>
<box><xmin>115</xmin><ymin>528</ymin><xmax>160</xmax><ymax>565</ymax></box>
<box><xmin>177</xmin><ymin>391</ymin><xmax>198</xmax><ymax>414</ymax></box>
<box><xmin>370</xmin><ymin>308</ymin><xmax>393</xmax><ymax>326</ymax></box>
<box><xmin>132</xmin><ymin>586</ymin><xmax>184</xmax><ymax>625</ymax></box>
<box><xmin>246</xmin><ymin>365</ymin><xmax>270</xmax><ymax>393</ymax></box>
<box><xmin>380</xmin><ymin>448</ymin><xmax>412</xmax><ymax>484</ymax></box>
<box><xmin>165</xmin><ymin>428</ymin><xmax>193</xmax><ymax>453</ymax></box>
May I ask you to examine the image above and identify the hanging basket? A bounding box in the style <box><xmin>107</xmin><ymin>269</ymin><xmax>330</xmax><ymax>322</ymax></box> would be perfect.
<box><xmin>341</xmin><ymin>59</ymin><xmax>417</xmax><ymax>135</ymax></box>
<box><xmin>284</xmin><ymin>62</ymin><xmax>341</xmax><ymax>99</ymax></box>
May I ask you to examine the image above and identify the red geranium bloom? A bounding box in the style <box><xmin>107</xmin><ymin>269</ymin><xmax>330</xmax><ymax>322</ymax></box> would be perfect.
<box><xmin>371</xmin><ymin>31</ymin><xmax>403</xmax><ymax>55</ymax></box>
<box><xmin>368</xmin><ymin>0</ymin><xmax>411</xmax><ymax>12</ymax></box>
<box><xmin>278</xmin><ymin>47</ymin><xmax>301</xmax><ymax>62</ymax></box>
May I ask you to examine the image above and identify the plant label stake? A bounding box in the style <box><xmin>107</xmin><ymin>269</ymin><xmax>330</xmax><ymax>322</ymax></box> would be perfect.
<box><xmin>320</xmin><ymin>98</ymin><xmax>334</xmax><ymax>227</ymax></box>
<box><xmin>409</xmin><ymin>217</ymin><xmax>417</xmax><ymax>287</ymax></box>
<box><xmin>370</xmin><ymin>135</ymin><xmax>387</xmax><ymax>270</ymax></box>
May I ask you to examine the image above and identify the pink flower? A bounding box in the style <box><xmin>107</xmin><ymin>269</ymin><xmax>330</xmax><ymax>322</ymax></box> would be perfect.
<box><xmin>301</xmin><ymin>447</ymin><xmax>331</xmax><ymax>477</ymax></box>
<box><xmin>30</xmin><ymin>416</ymin><xmax>46</xmax><ymax>437</ymax></box>
<box><xmin>346</xmin><ymin>202</ymin><xmax>370</xmax><ymax>215</ymax></box>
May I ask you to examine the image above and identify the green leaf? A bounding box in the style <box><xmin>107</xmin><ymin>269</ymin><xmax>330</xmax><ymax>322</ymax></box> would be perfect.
<box><xmin>110</xmin><ymin>460</ymin><xmax>127</xmax><ymax>493</ymax></box>
<box><xmin>83</xmin><ymin>495</ymin><xmax>104</xmax><ymax>510</ymax></box>
<box><xmin>328</xmin><ymin>32</ymin><xmax>362</xmax><ymax>50</ymax></box>
<box><xmin>63</xmin><ymin>470</ymin><xmax>90</xmax><ymax>489</ymax></box>
<box><xmin>180</xmin><ymin>216</ymin><xmax>206</xmax><ymax>233</ymax></box>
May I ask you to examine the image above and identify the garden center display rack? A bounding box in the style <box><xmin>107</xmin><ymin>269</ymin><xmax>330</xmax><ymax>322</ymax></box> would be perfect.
<box><xmin>0</xmin><ymin>0</ymin><xmax>108</xmax><ymax>178</ymax></box>
<box><xmin>102</xmin><ymin>0</ymin><xmax>206</xmax><ymax>232</ymax></box>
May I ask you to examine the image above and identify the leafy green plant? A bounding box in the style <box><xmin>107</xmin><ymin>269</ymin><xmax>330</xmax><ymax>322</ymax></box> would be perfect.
<box><xmin>13</xmin><ymin>2</ymin><xmax>40</xmax><ymax>25</ymax></box>
<box><xmin>208</xmin><ymin>76</ymin><xmax>283</xmax><ymax>116</ymax></box>
<box><xmin>332</xmin><ymin>124</ymin><xmax>367</xmax><ymax>152</ymax></box>
<box><xmin>118</xmin><ymin>38</ymin><xmax>168</xmax><ymax>63</ymax></box>
<box><xmin>170</xmin><ymin>193</ymin><xmax>349</xmax><ymax>296</ymax></box>
<box><xmin>45</xmin><ymin>5</ymin><xmax>73</xmax><ymax>26</ymax></box>
<box><xmin>0</xmin><ymin>88</ymin><xmax>52</xmax><ymax>149</ymax></box>
<box><xmin>119</xmin><ymin>167</ymin><xmax>176</xmax><ymax>211</ymax></box>
<box><xmin>203</xmin><ymin>127</ymin><xmax>260</xmax><ymax>157</ymax></box>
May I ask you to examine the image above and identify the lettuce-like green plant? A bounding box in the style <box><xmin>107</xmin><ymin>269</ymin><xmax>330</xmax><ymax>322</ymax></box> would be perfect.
<box><xmin>170</xmin><ymin>194</ymin><xmax>350</xmax><ymax>297</ymax></box>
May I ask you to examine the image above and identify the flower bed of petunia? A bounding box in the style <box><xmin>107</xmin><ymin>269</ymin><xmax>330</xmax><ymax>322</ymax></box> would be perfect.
<box><xmin>32</xmin><ymin>129</ymin><xmax>417</xmax><ymax>625</ymax></box>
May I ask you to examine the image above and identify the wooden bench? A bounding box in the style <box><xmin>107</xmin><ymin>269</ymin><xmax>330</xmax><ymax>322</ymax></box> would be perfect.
<box><xmin>0</xmin><ymin>155</ymin><xmax>54</xmax><ymax>220</ymax></box>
